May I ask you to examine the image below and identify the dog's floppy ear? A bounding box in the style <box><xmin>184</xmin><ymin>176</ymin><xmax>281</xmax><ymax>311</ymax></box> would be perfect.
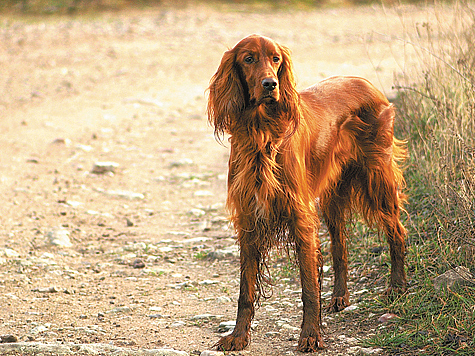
<box><xmin>277</xmin><ymin>44</ymin><xmax>300</xmax><ymax>129</ymax></box>
<box><xmin>207</xmin><ymin>49</ymin><xmax>245</xmax><ymax>138</ymax></box>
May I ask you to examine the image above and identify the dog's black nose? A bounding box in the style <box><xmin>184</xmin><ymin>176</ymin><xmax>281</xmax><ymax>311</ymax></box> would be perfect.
<box><xmin>262</xmin><ymin>78</ymin><xmax>277</xmax><ymax>91</ymax></box>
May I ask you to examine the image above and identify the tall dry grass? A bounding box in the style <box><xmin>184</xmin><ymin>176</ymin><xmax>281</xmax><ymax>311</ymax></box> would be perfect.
<box><xmin>364</xmin><ymin>3</ymin><xmax>475</xmax><ymax>354</ymax></box>
<box><xmin>395</xmin><ymin>1</ymin><xmax>475</xmax><ymax>272</ymax></box>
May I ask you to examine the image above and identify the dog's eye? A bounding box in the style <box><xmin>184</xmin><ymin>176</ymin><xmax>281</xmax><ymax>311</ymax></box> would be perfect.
<box><xmin>273</xmin><ymin>56</ymin><xmax>280</xmax><ymax>63</ymax></box>
<box><xmin>244</xmin><ymin>56</ymin><xmax>254</xmax><ymax>64</ymax></box>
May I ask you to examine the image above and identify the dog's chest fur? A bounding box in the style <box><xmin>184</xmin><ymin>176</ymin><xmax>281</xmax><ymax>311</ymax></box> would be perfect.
<box><xmin>230</xmin><ymin>135</ymin><xmax>297</xmax><ymax>222</ymax></box>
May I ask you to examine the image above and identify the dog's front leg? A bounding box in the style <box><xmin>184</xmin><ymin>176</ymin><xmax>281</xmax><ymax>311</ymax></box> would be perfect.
<box><xmin>216</xmin><ymin>234</ymin><xmax>259</xmax><ymax>351</ymax></box>
<box><xmin>296</xmin><ymin>228</ymin><xmax>325</xmax><ymax>352</ymax></box>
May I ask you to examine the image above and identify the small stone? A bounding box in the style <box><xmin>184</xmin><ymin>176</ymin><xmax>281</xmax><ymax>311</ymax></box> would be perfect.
<box><xmin>40</xmin><ymin>252</ymin><xmax>55</xmax><ymax>259</ymax></box>
<box><xmin>51</xmin><ymin>138</ymin><xmax>72</xmax><ymax>146</ymax></box>
<box><xmin>348</xmin><ymin>347</ymin><xmax>361</xmax><ymax>355</ymax></box>
<box><xmin>189</xmin><ymin>208</ymin><xmax>206</xmax><ymax>217</ymax></box>
<box><xmin>378</xmin><ymin>313</ymin><xmax>398</xmax><ymax>323</ymax></box>
<box><xmin>105</xmin><ymin>306</ymin><xmax>131</xmax><ymax>314</ymax></box>
<box><xmin>104</xmin><ymin>190</ymin><xmax>145</xmax><ymax>200</ymax></box>
<box><xmin>216</xmin><ymin>296</ymin><xmax>231</xmax><ymax>303</ymax></box>
<box><xmin>32</xmin><ymin>286</ymin><xmax>61</xmax><ymax>293</ymax></box>
<box><xmin>201</xmin><ymin>351</ymin><xmax>225</xmax><ymax>356</ymax></box>
<box><xmin>132</xmin><ymin>258</ymin><xmax>145</xmax><ymax>269</ymax></box>
<box><xmin>169</xmin><ymin>321</ymin><xmax>186</xmax><ymax>328</ymax></box>
<box><xmin>358</xmin><ymin>347</ymin><xmax>383</xmax><ymax>355</ymax></box>
<box><xmin>265</xmin><ymin>331</ymin><xmax>280</xmax><ymax>337</ymax></box>
<box><xmin>337</xmin><ymin>334</ymin><xmax>358</xmax><ymax>344</ymax></box>
<box><xmin>276</xmin><ymin>319</ymin><xmax>290</xmax><ymax>327</ymax></box>
<box><xmin>265</xmin><ymin>306</ymin><xmax>278</xmax><ymax>313</ymax></box>
<box><xmin>0</xmin><ymin>248</ymin><xmax>20</xmax><ymax>258</ymax></box>
<box><xmin>194</xmin><ymin>190</ymin><xmax>213</xmax><ymax>197</ymax></box>
<box><xmin>86</xmin><ymin>210</ymin><xmax>101</xmax><ymax>215</ymax></box>
<box><xmin>370</xmin><ymin>246</ymin><xmax>384</xmax><ymax>255</ymax></box>
<box><xmin>280</xmin><ymin>324</ymin><xmax>299</xmax><ymax>331</ymax></box>
<box><xmin>207</xmin><ymin>246</ymin><xmax>239</xmax><ymax>260</ymax></box>
<box><xmin>218</xmin><ymin>321</ymin><xmax>236</xmax><ymax>332</ymax></box>
<box><xmin>191</xmin><ymin>314</ymin><xmax>223</xmax><ymax>321</ymax></box>
<box><xmin>342</xmin><ymin>305</ymin><xmax>359</xmax><ymax>312</ymax></box>
<box><xmin>433</xmin><ymin>266</ymin><xmax>475</xmax><ymax>293</ymax></box>
<box><xmin>30</xmin><ymin>324</ymin><xmax>49</xmax><ymax>335</ymax></box>
<box><xmin>0</xmin><ymin>334</ymin><xmax>18</xmax><ymax>343</ymax></box>
<box><xmin>199</xmin><ymin>280</ymin><xmax>219</xmax><ymax>286</ymax></box>
<box><xmin>77</xmin><ymin>144</ymin><xmax>93</xmax><ymax>152</ymax></box>
<box><xmin>47</xmin><ymin>228</ymin><xmax>72</xmax><ymax>248</ymax></box>
<box><xmin>91</xmin><ymin>161</ymin><xmax>119</xmax><ymax>174</ymax></box>
<box><xmin>126</xmin><ymin>218</ymin><xmax>134</xmax><ymax>227</ymax></box>
<box><xmin>179</xmin><ymin>237</ymin><xmax>211</xmax><ymax>245</ymax></box>
<box><xmin>149</xmin><ymin>314</ymin><xmax>170</xmax><ymax>319</ymax></box>
<box><xmin>168</xmin><ymin>281</ymin><xmax>193</xmax><ymax>290</ymax></box>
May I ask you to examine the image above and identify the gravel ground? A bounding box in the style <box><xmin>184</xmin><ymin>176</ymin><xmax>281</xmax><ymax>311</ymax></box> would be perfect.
<box><xmin>0</xmin><ymin>3</ymin><xmax>438</xmax><ymax>355</ymax></box>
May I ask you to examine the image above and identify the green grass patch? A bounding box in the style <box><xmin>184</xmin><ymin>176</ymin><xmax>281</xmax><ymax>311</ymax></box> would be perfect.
<box><xmin>360</xmin><ymin>284</ymin><xmax>475</xmax><ymax>355</ymax></box>
<box><xmin>193</xmin><ymin>251</ymin><xmax>208</xmax><ymax>260</ymax></box>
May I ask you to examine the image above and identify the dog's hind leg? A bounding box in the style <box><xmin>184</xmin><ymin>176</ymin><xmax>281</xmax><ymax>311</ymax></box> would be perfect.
<box><xmin>321</xmin><ymin>182</ymin><xmax>352</xmax><ymax>312</ymax></box>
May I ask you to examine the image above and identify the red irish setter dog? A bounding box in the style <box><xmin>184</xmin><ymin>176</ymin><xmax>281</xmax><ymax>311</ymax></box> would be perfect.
<box><xmin>207</xmin><ymin>34</ymin><xmax>407</xmax><ymax>352</ymax></box>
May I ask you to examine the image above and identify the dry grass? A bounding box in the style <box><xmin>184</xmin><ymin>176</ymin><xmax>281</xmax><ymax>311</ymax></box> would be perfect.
<box><xmin>361</xmin><ymin>2</ymin><xmax>475</xmax><ymax>354</ymax></box>
<box><xmin>395</xmin><ymin>1</ymin><xmax>475</xmax><ymax>271</ymax></box>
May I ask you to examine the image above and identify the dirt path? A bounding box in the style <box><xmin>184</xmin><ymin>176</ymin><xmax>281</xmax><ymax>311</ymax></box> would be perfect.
<box><xmin>0</xmin><ymin>3</ymin><xmax>433</xmax><ymax>355</ymax></box>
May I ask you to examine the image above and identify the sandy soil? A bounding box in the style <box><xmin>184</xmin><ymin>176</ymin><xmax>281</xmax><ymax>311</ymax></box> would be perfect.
<box><xmin>0</xmin><ymin>3</ymin><xmax>436</xmax><ymax>355</ymax></box>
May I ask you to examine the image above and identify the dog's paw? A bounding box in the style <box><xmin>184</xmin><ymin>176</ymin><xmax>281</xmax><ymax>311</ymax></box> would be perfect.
<box><xmin>326</xmin><ymin>296</ymin><xmax>350</xmax><ymax>312</ymax></box>
<box><xmin>215</xmin><ymin>333</ymin><xmax>249</xmax><ymax>352</ymax></box>
<box><xmin>297</xmin><ymin>329</ymin><xmax>324</xmax><ymax>352</ymax></box>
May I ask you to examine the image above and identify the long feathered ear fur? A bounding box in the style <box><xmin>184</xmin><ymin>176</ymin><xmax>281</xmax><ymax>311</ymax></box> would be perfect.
<box><xmin>277</xmin><ymin>45</ymin><xmax>301</xmax><ymax>132</ymax></box>
<box><xmin>207</xmin><ymin>49</ymin><xmax>245</xmax><ymax>138</ymax></box>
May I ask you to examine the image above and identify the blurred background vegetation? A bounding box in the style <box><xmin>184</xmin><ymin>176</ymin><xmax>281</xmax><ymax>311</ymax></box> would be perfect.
<box><xmin>0</xmin><ymin>0</ymin><xmax>434</xmax><ymax>14</ymax></box>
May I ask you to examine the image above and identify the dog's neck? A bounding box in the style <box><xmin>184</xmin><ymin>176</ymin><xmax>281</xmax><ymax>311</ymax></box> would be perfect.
<box><xmin>230</xmin><ymin>102</ymin><xmax>296</xmax><ymax>142</ymax></box>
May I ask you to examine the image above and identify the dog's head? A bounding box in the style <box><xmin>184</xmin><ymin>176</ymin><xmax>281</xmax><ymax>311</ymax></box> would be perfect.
<box><xmin>207</xmin><ymin>34</ymin><xmax>299</xmax><ymax>136</ymax></box>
